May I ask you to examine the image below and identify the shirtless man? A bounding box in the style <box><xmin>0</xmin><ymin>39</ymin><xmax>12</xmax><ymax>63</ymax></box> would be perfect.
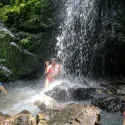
<box><xmin>44</xmin><ymin>58</ymin><xmax>60</xmax><ymax>88</ymax></box>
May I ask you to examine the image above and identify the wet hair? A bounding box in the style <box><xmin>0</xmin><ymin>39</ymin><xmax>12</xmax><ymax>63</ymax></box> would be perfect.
<box><xmin>52</xmin><ymin>58</ymin><xmax>57</xmax><ymax>62</ymax></box>
<box><xmin>46</xmin><ymin>61</ymin><xmax>50</xmax><ymax>64</ymax></box>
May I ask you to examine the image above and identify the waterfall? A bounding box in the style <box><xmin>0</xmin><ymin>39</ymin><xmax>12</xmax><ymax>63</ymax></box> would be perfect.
<box><xmin>56</xmin><ymin>0</ymin><xmax>99</xmax><ymax>77</ymax></box>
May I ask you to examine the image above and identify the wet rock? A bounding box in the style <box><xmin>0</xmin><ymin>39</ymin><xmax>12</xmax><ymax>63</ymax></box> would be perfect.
<box><xmin>0</xmin><ymin>0</ymin><xmax>55</xmax><ymax>81</ymax></box>
<box><xmin>92</xmin><ymin>96</ymin><xmax>125</xmax><ymax>112</ymax></box>
<box><xmin>116</xmin><ymin>77</ymin><xmax>125</xmax><ymax>85</ymax></box>
<box><xmin>123</xmin><ymin>98</ymin><xmax>125</xmax><ymax>125</ymax></box>
<box><xmin>36</xmin><ymin>113</ymin><xmax>47</xmax><ymax>125</ymax></box>
<box><xmin>34</xmin><ymin>95</ymin><xmax>59</xmax><ymax>110</ymax></box>
<box><xmin>3</xmin><ymin>110</ymin><xmax>36</xmax><ymax>125</ymax></box>
<box><xmin>36</xmin><ymin>104</ymin><xmax>100</xmax><ymax>125</ymax></box>
<box><xmin>45</xmin><ymin>82</ymin><xmax>96</xmax><ymax>102</ymax></box>
<box><xmin>117</xmin><ymin>85</ymin><xmax>125</xmax><ymax>95</ymax></box>
<box><xmin>0</xmin><ymin>112</ymin><xmax>10</xmax><ymax>124</ymax></box>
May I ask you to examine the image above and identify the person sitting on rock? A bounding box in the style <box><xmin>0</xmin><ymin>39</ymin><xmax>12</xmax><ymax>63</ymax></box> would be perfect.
<box><xmin>0</xmin><ymin>81</ymin><xmax>8</xmax><ymax>95</ymax></box>
<box><xmin>44</xmin><ymin>58</ymin><xmax>60</xmax><ymax>88</ymax></box>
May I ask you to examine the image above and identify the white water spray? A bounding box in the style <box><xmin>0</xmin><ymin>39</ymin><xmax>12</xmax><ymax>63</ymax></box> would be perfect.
<box><xmin>56</xmin><ymin>0</ymin><xmax>98</xmax><ymax>76</ymax></box>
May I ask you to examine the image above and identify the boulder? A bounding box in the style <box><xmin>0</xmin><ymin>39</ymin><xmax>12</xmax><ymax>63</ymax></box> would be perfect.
<box><xmin>34</xmin><ymin>95</ymin><xmax>60</xmax><ymax>110</ymax></box>
<box><xmin>117</xmin><ymin>85</ymin><xmax>125</xmax><ymax>95</ymax></box>
<box><xmin>3</xmin><ymin>110</ymin><xmax>36</xmax><ymax>125</ymax></box>
<box><xmin>45</xmin><ymin>82</ymin><xmax>96</xmax><ymax>102</ymax></box>
<box><xmin>0</xmin><ymin>112</ymin><xmax>10</xmax><ymax>124</ymax></box>
<box><xmin>36</xmin><ymin>113</ymin><xmax>47</xmax><ymax>125</ymax></box>
<box><xmin>36</xmin><ymin>104</ymin><xmax>101</xmax><ymax>125</ymax></box>
<box><xmin>92</xmin><ymin>96</ymin><xmax>125</xmax><ymax>112</ymax></box>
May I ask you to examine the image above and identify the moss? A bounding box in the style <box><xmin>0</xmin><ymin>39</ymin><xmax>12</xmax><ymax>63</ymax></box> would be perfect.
<box><xmin>0</xmin><ymin>0</ymin><xmax>55</xmax><ymax>81</ymax></box>
<box><xmin>19</xmin><ymin>36</ymin><xmax>31</xmax><ymax>45</ymax></box>
<box><xmin>0</xmin><ymin>0</ymin><xmax>37</xmax><ymax>23</ymax></box>
<box><xmin>0</xmin><ymin>70</ymin><xmax>7</xmax><ymax>79</ymax></box>
<box><xmin>0</xmin><ymin>5</ymin><xmax>21</xmax><ymax>22</ymax></box>
<box><xmin>0</xmin><ymin>0</ymin><xmax>54</xmax><ymax>32</ymax></box>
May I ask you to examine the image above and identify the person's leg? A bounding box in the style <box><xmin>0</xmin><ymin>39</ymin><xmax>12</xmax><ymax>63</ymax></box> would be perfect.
<box><xmin>45</xmin><ymin>77</ymin><xmax>54</xmax><ymax>88</ymax></box>
<box><xmin>0</xmin><ymin>86</ymin><xmax>8</xmax><ymax>95</ymax></box>
<box><xmin>123</xmin><ymin>117</ymin><xmax>125</xmax><ymax>125</ymax></box>
<box><xmin>45</xmin><ymin>78</ymin><xmax>49</xmax><ymax>88</ymax></box>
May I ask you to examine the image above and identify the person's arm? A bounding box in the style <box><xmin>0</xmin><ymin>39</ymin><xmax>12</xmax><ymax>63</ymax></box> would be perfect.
<box><xmin>2</xmin><ymin>87</ymin><xmax>8</xmax><ymax>95</ymax></box>
<box><xmin>44</xmin><ymin>62</ymin><xmax>50</xmax><ymax>75</ymax></box>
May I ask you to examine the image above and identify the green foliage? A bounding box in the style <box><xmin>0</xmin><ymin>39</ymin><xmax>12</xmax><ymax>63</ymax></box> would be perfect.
<box><xmin>0</xmin><ymin>0</ymin><xmax>54</xmax><ymax>31</ymax></box>
<box><xmin>19</xmin><ymin>36</ymin><xmax>31</xmax><ymax>45</ymax></box>
<box><xmin>0</xmin><ymin>70</ymin><xmax>8</xmax><ymax>82</ymax></box>
<box><xmin>97</xmin><ymin>90</ymin><xmax>102</xmax><ymax>94</ymax></box>
<box><xmin>0</xmin><ymin>0</ymin><xmax>37</xmax><ymax>23</ymax></box>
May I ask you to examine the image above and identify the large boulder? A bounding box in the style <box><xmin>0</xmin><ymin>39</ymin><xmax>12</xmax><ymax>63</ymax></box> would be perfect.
<box><xmin>92</xmin><ymin>96</ymin><xmax>125</xmax><ymax>113</ymax></box>
<box><xmin>36</xmin><ymin>104</ymin><xmax>101</xmax><ymax>125</ymax></box>
<box><xmin>0</xmin><ymin>27</ymin><xmax>13</xmax><ymax>80</ymax></box>
<box><xmin>0</xmin><ymin>27</ymin><xmax>40</xmax><ymax>80</ymax></box>
<box><xmin>3</xmin><ymin>110</ymin><xmax>36</xmax><ymax>125</ymax></box>
<box><xmin>34</xmin><ymin>95</ymin><xmax>60</xmax><ymax>110</ymax></box>
<box><xmin>45</xmin><ymin>82</ymin><xmax>96</xmax><ymax>102</ymax></box>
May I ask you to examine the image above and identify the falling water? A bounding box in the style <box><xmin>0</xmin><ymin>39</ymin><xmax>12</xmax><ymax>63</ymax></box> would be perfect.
<box><xmin>54</xmin><ymin>1</ymin><xmax>124</xmax><ymax>124</ymax></box>
<box><xmin>56</xmin><ymin>0</ymin><xmax>98</xmax><ymax>76</ymax></box>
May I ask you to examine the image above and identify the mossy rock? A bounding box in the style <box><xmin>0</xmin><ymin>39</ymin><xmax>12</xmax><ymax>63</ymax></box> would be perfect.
<box><xmin>0</xmin><ymin>28</ymin><xmax>13</xmax><ymax>80</ymax></box>
<box><xmin>0</xmin><ymin>0</ymin><xmax>54</xmax><ymax>32</ymax></box>
<box><xmin>0</xmin><ymin>0</ymin><xmax>55</xmax><ymax>81</ymax></box>
<box><xmin>0</xmin><ymin>28</ymin><xmax>41</xmax><ymax>80</ymax></box>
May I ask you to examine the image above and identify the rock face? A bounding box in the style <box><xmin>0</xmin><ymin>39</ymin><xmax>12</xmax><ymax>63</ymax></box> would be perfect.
<box><xmin>89</xmin><ymin>0</ymin><xmax>125</xmax><ymax>77</ymax></box>
<box><xmin>117</xmin><ymin>85</ymin><xmax>125</xmax><ymax>95</ymax></box>
<box><xmin>0</xmin><ymin>27</ymin><xmax>40</xmax><ymax>81</ymax></box>
<box><xmin>0</xmin><ymin>0</ymin><xmax>55</xmax><ymax>81</ymax></box>
<box><xmin>36</xmin><ymin>104</ymin><xmax>100</xmax><ymax>125</ymax></box>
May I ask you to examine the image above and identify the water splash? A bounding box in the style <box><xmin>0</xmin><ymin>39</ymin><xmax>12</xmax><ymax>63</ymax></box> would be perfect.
<box><xmin>56</xmin><ymin>0</ymin><xmax>98</xmax><ymax>76</ymax></box>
